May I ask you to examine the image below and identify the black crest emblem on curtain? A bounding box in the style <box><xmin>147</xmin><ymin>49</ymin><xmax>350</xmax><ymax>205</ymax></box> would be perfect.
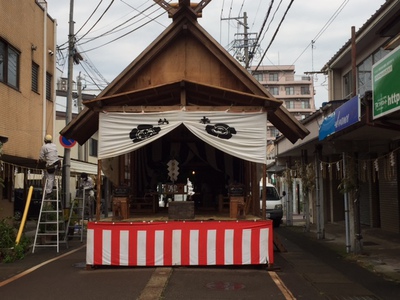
<box><xmin>205</xmin><ymin>123</ymin><xmax>237</xmax><ymax>139</ymax></box>
<box><xmin>129</xmin><ymin>124</ymin><xmax>161</xmax><ymax>143</ymax></box>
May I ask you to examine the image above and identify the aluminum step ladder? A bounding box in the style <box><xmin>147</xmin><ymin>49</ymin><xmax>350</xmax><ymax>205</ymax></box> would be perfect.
<box><xmin>65</xmin><ymin>188</ymin><xmax>91</xmax><ymax>242</ymax></box>
<box><xmin>32</xmin><ymin>177</ymin><xmax>67</xmax><ymax>253</ymax></box>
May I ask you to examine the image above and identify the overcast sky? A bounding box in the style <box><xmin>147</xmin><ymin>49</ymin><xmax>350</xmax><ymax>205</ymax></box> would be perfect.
<box><xmin>46</xmin><ymin>0</ymin><xmax>386</xmax><ymax>109</ymax></box>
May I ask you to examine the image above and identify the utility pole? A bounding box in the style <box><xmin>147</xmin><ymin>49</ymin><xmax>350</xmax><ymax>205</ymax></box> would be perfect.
<box><xmin>222</xmin><ymin>12</ymin><xmax>256</xmax><ymax>69</ymax></box>
<box><xmin>63</xmin><ymin>0</ymin><xmax>74</xmax><ymax>208</ymax></box>
<box><xmin>315</xmin><ymin>144</ymin><xmax>325</xmax><ymax>239</ymax></box>
<box><xmin>242</xmin><ymin>12</ymin><xmax>249</xmax><ymax>68</ymax></box>
<box><xmin>77</xmin><ymin>72</ymin><xmax>83</xmax><ymax>161</ymax></box>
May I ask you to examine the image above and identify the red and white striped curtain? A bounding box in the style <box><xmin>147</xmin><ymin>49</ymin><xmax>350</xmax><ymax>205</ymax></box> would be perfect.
<box><xmin>86</xmin><ymin>220</ymin><xmax>274</xmax><ymax>267</ymax></box>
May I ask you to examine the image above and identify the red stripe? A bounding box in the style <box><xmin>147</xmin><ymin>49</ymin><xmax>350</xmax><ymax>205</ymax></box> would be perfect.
<box><xmin>111</xmin><ymin>229</ymin><xmax>120</xmax><ymax>265</ymax></box>
<box><xmin>215</xmin><ymin>227</ymin><xmax>225</xmax><ymax>265</ymax></box>
<box><xmin>163</xmin><ymin>228</ymin><xmax>172</xmax><ymax>266</ymax></box>
<box><xmin>251</xmin><ymin>228</ymin><xmax>261</xmax><ymax>264</ymax></box>
<box><xmin>93</xmin><ymin>227</ymin><xmax>103</xmax><ymax>265</ymax></box>
<box><xmin>146</xmin><ymin>228</ymin><xmax>155</xmax><ymax>266</ymax></box>
<box><xmin>129</xmin><ymin>229</ymin><xmax>137</xmax><ymax>265</ymax></box>
<box><xmin>181</xmin><ymin>228</ymin><xmax>190</xmax><ymax>265</ymax></box>
<box><xmin>198</xmin><ymin>228</ymin><xmax>208</xmax><ymax>265</ymax></box>
<box><xmin>233</xmin><ymin>228</ymin><xmax>243</xmax><ymax>265</ymax></box>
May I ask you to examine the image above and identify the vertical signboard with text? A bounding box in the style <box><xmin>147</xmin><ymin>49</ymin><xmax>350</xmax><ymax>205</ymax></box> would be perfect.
<box><xmin>372</xmin><ymin>45</ymin><xmax>400</xmax><ymax>119</ymax></box>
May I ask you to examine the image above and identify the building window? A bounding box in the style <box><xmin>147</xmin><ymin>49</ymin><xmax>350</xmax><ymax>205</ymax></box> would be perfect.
<box><xmin>301</xmin><ymin>99</ymin><xmax>310</xmax><ymax>109</ymax></box>
<box><xmin>300</xmin><ymin>86</ymin><xmax>310</xmax><ymax>95</ymax></box>
<box><xmin>343</xmin><ymin>71</ymin><xmax>353</xmax><ymax>99</ymax></box>
<box><xmin>268</xmin><ymin>86</ymin><xmax>279</xmax><ymax>95</ymax></box>
<box><xmin>285</xmin><ymin>100</ymin><xmax>295</xmax><ymax>109</ymax></box>
<box><xmin>0</xmin><ymin>39</ymin><xmax>20</xmax><ymax>89</ymax></box>
<box><xmin>268</xmin><ymin>73</ymin><xmax>278</xmax><ymax>81</ymax></box>
<box><xmin>32</xmin><ymin>62</ymin><xmax>39</xmax><ymax>93</ymax></box>
<box><xmin>89</xmin><ymin>138</ymin><xmax>98</xmax><ymax>157</ymax></box>
<box><xmin>358</xmin><ymin>56</ymin><xmax>372</xmax><ymax>96</ymax></box>
<box><xmin>285</xmin><ymin>86</ymin><xmax>294</xmax><ymax>95</ymax></box>
<box><xmin>46</xmin><ymin>72</ymin><xmax>52</xmax><ymax>100</ymax></box>
<box><xmin>253</xmin><ymin>73</ymin><xmax>263</xmax><ymax>81</ymax></box>
<box><xmin>373</xmin><ymin>48</ymin><xmax>390</xmax><ymax>64</ymax></box>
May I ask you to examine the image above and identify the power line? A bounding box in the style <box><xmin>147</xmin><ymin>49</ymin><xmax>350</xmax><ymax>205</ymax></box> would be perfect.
<box><xmin>77</xmin><ymin>3</ymin><xmax>163</xmax><ymax>47</ymax></box>
<box><xmin>254</xmin><ymin>0</ymin><xmax>294</xmax><ymax>72</ymax></box>
<box><xmin>78</xmin><ymin>10</ymin><xmax>165</xmax><ymax>53</ymax></box>
<box><xmin>76</xmin><ymin>0</ymin><xmax>115</xmax><ymax>43</ymax></box>
<box><xmin>76</xmin><ymin>45</ymin><xmax>109</xmax><ymax>85</ymax></box>
<box><xmin>257</xmin><ymin>0</ymin><xmax>283</xmax><ymax>49</ymax></box>
<box><xmin>288</xmin><ymin>0</ymin><xmax>350</xmax><ymax>71</ymax></box>
<box><xmin>55</xmin><ymin>1</ymin><xmax>166</xmax><ymax>80</ymax></box>
<box><xmin>79</xmin><ymin>62</ymin><xmax>104</xmax><ymax>91</ymax></box>
<box><xmin>75</xmin><ymin>0</ymin><xmax>104</xmax><ymax>36</ymax></box>
<box><xmin>247</xmin><ymin>0</ymin><xmax>275</xmax><ymax>68</ymax></box>
<box><xmin>313</xmin><ymin>0</ymin><xmax>349</xmax><ymax>43</ymax></box>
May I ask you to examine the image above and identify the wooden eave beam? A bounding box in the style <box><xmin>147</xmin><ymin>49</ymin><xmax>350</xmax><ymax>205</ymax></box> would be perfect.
<box><xmin>93</xmin><ymin>105</ymin><xmax>266</xmax><ymax>113</ymax></box>
<box><xmin>83</xmin><ymin>80</ymin><xmax>280</xmax><ymax>109</ymax></box>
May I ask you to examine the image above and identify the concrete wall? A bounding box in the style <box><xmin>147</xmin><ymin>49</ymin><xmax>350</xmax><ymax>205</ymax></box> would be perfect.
<box><xmin>0</xmin><ymin>1</ymin><xmax>56</xmax><ymax>160</ymax></box>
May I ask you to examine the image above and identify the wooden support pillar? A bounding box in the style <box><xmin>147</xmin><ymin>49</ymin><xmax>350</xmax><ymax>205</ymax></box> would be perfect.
<box><xmin>251</xmin><ymin>162</ymin><xmax>258</xmax><ymax>216</ymax></box>
<box><xmin>96</xmin><ymin>159</ymin><xmax>102</xmax><ymax>221</ymax></box>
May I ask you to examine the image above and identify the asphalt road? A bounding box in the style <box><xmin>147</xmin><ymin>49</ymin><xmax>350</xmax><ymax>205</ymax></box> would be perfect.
<box><xmin>1</xmin><ymin>226</ymin><xmax>399</xmax><ymax>299</ymax></box>
<box><xmin>0</xmin><ymin>246</ymin><xmax>297</xmax><ymax>300</ymax></box>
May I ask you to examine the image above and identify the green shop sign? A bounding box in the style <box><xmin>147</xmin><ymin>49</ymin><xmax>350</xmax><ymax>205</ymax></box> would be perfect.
<box><xmin>372</xmin><ymin>45</ymin><xmax>400</xmax><ymax>119</ymax></box>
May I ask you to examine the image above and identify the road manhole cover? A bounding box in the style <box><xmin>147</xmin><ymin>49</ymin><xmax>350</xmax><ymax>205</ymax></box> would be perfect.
<box><xmin>205</xmin><ymin>281</ymin><xmax>245</xmax><ymax>291</ymax></box>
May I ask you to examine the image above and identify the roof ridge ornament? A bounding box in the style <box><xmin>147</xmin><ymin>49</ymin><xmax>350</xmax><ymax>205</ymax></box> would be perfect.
<box><xmin>154</xmin><ymin>0</ymin><xmax>212</xmax><ymax>19</ymax></box>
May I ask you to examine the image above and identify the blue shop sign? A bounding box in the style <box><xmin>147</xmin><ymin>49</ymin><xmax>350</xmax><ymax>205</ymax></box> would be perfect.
<box><xmin>319</xmin><ymin>95</ymin><xmax>360</xmax><ymax>141</ymax></box>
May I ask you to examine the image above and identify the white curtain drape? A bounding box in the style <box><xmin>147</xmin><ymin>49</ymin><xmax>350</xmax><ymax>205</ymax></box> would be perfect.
<box><xmin>99</xmin><ymin>111</ymin><xmax>267</xmax><ymax>164</ymax></box>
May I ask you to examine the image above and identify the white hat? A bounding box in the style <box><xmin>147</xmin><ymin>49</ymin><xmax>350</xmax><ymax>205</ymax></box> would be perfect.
<box><xmin>44</xmin><ymin>134</ymin><xmax>52</xmax><ymax>142</ymax></box>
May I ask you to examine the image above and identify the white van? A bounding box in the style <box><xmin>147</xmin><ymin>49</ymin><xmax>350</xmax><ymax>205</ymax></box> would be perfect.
<box><xmin>260</xmin><ymin>183</ymin><xmax>283</xmax><ymax>227</ymax></box>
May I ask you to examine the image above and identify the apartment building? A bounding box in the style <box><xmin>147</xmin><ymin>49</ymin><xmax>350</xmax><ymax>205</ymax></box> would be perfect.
<box><xmin>250</xmin><ymin>65</ymin><xmax>316</xmax><ymax>163</ymax></box>
<box><xmin>252</xmin><ymin>65</ymin><xmax>315</xmax><ymax>137</ymax></box>
<box><xmin>0</xmin><ymin>1</ymin><xmax>56</xmax><ymax>218</ymax></box>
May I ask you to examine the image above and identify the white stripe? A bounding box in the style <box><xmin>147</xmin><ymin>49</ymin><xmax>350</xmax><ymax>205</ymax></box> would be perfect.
<box><xmin>189</xmin><ymin>230</ymin><xmax>199</xmax><ymax>265</ymax></box>
<box><xmin>137</xmin><ymin>231</ymin><xmax>147</xmax><ymax>266</ymax></box>
<box><xmin>225</xmin><ymin>229</ymin><xmax>234</xmax><ymax>265</ymax></box>
<box><xmin>242</xmin><ymin>229</ymin><xmax>252</xmax><ymax>264</ymax></box>
<box><xmin>86</xmin><ymin>229</ymin><xmax>94</xmax><ymax>265</ymax></box>
<box><xmin>259</xmin><ymin>228</ymin><xmax>269</xmax><ymax>264</ymax></box>
<box><xmin>172</xmin><ymin>230</ymin><xmax>181</xmax><ymax>265</ymax></box>
<box><xmin>103</xmin><ymin>230</ymin><xmax>112</xmax><ymax>265</ymax></box>
<box><xmin>120</xmin><ymin>230</ymin><xmax>129</xmax><ymax>266</ymax></box>
<box><xmin>207</xmin><ymin>230</ymin><xmax>216</xmax><ymax>265</ymax></box>
<box><xmin>155</xmin><ymin>231</ymin><xmax>164</xmax><ymax>266</ymax></box>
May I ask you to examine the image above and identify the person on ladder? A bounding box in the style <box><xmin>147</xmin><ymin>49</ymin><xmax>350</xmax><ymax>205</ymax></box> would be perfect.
<box><xmin>38</xmin><ymin>134</ymin><xmax>61</xmax><ymax>199</ymax></box>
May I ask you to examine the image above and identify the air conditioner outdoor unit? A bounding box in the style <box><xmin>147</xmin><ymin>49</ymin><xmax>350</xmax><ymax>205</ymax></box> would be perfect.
<box><xmin>58</xmin><ymin>78</ymin><xmax>68</xmax><ymax>91</ymax></box>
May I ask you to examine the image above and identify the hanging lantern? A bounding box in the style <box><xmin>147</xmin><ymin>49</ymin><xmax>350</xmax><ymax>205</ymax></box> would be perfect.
<box><xmin>389</xmin><ymin>152</ymin><xmax>395</xmax><ymax>167</ymax></box>
<box><xmin>374</xmin><ymin>159</ymin><xmax>379</xmax><ymax>171</ymax></box>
